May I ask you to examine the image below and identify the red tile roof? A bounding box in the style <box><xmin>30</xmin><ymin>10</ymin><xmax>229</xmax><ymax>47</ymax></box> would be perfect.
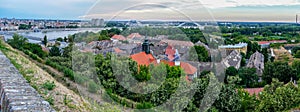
<box><xmin>165</xmin><ymin>45</ymin><xmax>176</xmax><ymax>61</ymax></box>
<box><xmin>160</xmin><ymin>60</ymin><xmax>197</xmax><ymax>75</ymax></box>
<box><xmin>130</xmin><ymin>52</ymin><xmax>155</xmax><ymax>66</ymax></box>
<box><xmin>258</xmin><ymin>40</ymin><xmax>287</xmax><ymax>45</ymax></box>
<box><xmin>244</xmin><ymin>88</ymin><xmax>264</xmax><ymax>96</ymax></box>
<box><xmin>114</xmin><ymin>48</ymin><xmax>124</xmax><ymax>53</ymax></box>
<box><xmin>127</xmin><ymin>33</ymin><xmax>142</xmax><ymax>39</ymax></box>
<box><xmin>180</xmin><ymin>62</ymin><xmax>197</xmax><ymax>75</ymax></box>
<box><xmin>112</xmin><ymin>35</ymin><xmax>126</xmax><ymax>41</ymax></box>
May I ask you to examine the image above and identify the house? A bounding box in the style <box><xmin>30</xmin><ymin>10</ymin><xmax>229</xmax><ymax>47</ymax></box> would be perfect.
<box><xmin>165</xmin><ymin>45</ymin><xmax>180</xmax><ymax>61</ymax></box>
<box><xmin>130</xmin><ymin>38</ymin><xmax>198</xmax><ymax>81</ymax></box>
<box><xmin>247</xmin><ymin>51</ymin><xmax>264</xmax><ymax>81</ymax></box>
<box><xmin>111</xmin><ymin>34</ymin><xmax>126</xmax><ymax>42</ymax></box>
<box><xmin>160</xmin><ymin>39</ymin><xmax>194</xmax><ymax>47</ymax></box>
<box><xmin>218</xmin><ymin>42</ymin><xmax>248</xmax><ymax>54</ymax></box>
<box><xmin>243</xmin><ymin>88</ymin><xmax>264</xmax><ymax>96</ymax></box>
<box><xmin>258</xmin><ymin>40</ymin><xmax>287</xmax><ymax>48</ymax></box>
<box><xmin>222</xmin><ymin>50</ymin><xmax>242</xmax><ymax>69</ymax></box>
<box><xmin>127</xmin><ymin>33</ymin><xmax>143</xmax><ymax>39</ymax></box>
<box><xmin>130</xmin><ymin>52</ymin><xmax>156</xmax><ymax>66</ymax></box>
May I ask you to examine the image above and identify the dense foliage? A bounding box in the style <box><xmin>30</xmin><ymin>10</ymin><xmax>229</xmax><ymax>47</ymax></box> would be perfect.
<box><xmin>189</xmin><ymin>45</ymin><xmax>210</xmax><ymax>62</ymax></box>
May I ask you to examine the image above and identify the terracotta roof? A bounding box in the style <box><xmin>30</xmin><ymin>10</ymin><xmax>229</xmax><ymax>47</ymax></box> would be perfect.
<box><xmin>130</xmin><ymin>52</ymin><xmax>155</xmax><ymax>66</ymax></box>
<box><xmin>258</xmin><ymin>40</ymin><xmax>287</xmax><ymax>45</ymax></box>
<box><xmin>114</xmin><ymin>48</ymin><xmax>124</xmax><ymax>53</ymax></box>
<box><xmin>180</xmin><ymin>62</ymin><xmax>197</xmax><ymax>75</ymax></box>
<box><xmin>112</xmin><ymin>35</ymin><xmax>126</xmax><ymax>41</ymax></box>
<box><xmin>244</xmin><ymin>88</ymin><xmax>264</xmax><ymax>96</ymax></box>
<box><xmin>160</xmin><ymin>60</ymin><xmax>197</xmax><ymax>75</ymax></box>
<box><xmin>161</xmin><ymin>60</ymin><xmax>175</xmax><ymax>66</ymax></box>
<box><xmin>127</xmin><ymin>33</ymin><xmax>142</xmax><ymax>39</ymax></box>
<box><xmin>165</xmin><ymin>45</ymin><xmax>176</xmax><ymax>61</ymax></box>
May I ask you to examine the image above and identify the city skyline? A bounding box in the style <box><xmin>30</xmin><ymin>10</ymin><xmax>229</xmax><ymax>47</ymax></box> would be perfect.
<box><xmin>1</xmin><ymin>0</ymin><xmax>300</xmax><ymax>22</ymax></box>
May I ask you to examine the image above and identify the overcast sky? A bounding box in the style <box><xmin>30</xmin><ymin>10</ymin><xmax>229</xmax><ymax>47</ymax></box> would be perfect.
<box><xmin>1</xmin><ymin>0</ymin><xmax>300</xmax><ymax>22</ymax></box>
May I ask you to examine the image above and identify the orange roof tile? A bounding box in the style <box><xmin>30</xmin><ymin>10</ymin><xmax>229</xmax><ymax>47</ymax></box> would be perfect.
<box><xmin>180</xmin><ymin>62</ymin><xmax>197</xmax><ymax>75</ymax></box>
<box><xmin>127</xmin><ymin>33</ymin><xmax>142</xmax><ymax>39</ymax></box>
<box><xmin>244</xmin><ymin>88</ymin><xmax>264</xmax><ymax>96</ymax></box>
<box><xmin>114</xmin><ymin>48</ymin><xmax>124</xmax><ymax>53</ymax></box>
<box><xmin>130</xmin><ymin>52</ymin><xmax>155</xmax><ymax>66</ymax></box>
<box><xmin>160</xmin><ymin>60</ymin><xmax>197</xmax><ymax>75</ymax></box>
<box><xmin>258</xmin><ymin>40</ymin><xmax>287</xmax><ymax>45</ymax></box>
<box><xmin>112</xmin><ymin>35</ymin><xmax>126</xmax><ymax>41</ymax></box>
<box><xmin>165</xmin><ymin>45</ymin><xmax>176</xmax><ymax>61</ymax></box>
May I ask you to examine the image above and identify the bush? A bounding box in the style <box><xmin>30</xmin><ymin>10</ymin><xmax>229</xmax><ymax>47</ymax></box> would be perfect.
<box><xmin>88</xmin><ymin>81</ymin><xmax>98</xmax><ymax>93</ymax></box>
<box><xmin>45</xmin><ymin>96</ymin><xmax>54</xmax><ymax>105</ymax></box>
<box><xmin>42</xmin><ymin>80</ymin><xmax>56</xmax><ymax>90</ymax></box>
<box><xmin>136</xmin><ymin>102</ymin><xmax>153</xmax><ymax>109</ymax></box>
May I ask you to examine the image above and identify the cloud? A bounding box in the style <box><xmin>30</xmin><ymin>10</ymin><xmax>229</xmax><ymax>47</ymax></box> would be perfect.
<box><xmin>199</xmin><ymin>0</ymin><xmax>300</xmax><ymax>8</ymax></box>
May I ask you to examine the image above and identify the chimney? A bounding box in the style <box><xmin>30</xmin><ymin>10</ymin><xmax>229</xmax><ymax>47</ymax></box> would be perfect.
<box><xmin>157</xmin><ymin>59</ymin><xmax>160</xmax><ymax>64</ymax></box>
<box><xmin>175</xmin><ymin>61</ymin><xmax>180</xmax><ymax>66</ymax></box>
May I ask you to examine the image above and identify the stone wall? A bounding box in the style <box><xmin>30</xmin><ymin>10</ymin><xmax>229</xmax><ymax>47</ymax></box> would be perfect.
<box><xmin>0</xmin><ymin>51</ymin><xmax>54</xmax><ymax>112</ymax></box>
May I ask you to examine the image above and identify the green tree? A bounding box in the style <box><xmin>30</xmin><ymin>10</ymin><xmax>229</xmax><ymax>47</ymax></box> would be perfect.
<box><xmin>262</xmin><ymin>48</ymin><xmax>269</xmax><ymax>62</ymax></box>
<box><xmin>42</xmin><ymin>35</ymin><xmax>48</xmax><ymax>46</ymax></box>
<box><xmin>238</xmin><ymin>67</ymin><xmax>258</xmax><ymax>87</ymax></box>
<box><xmin>134</xmin><ymin>65</ymin><xmax>151</xmax><ymax>82</ymax></box>
<box><xmin>56</xmin><ymin>37</ymin><xmax>63</xmax><ymax>42</ymax></box>
<box><xmin>237</xmin><ymin>89</ymin><xmax>259</xmax><ymax>112</ymax></box>
<box><xmin>294</xmin><ymin>50</ymin><xmax>300</xmax><ymax>58</ymax></box>
<box><xmin>189</xmin><ymin>45</ymin><xmax>210</xmax><ymax>62</ymax></box>
<box><xmin>292</xmin><ymin>60</ymin><xmax>300</xmax><ymax>79</ymax></box>
<box><xmin>63</xmin><ymin>37</ymin><xmax>68</xmax><ymax>42</ymax></box>
<box><xmin>49</xmin><ymin>46</ymin><xmax>61</xmax><ymax>56</ymax></box>
<box><xmin>258</xmin><ymin>79</ymin><xmax>300</xmax><ymax>111</ymax></box>
<box><xmin>263</xmin><ymin>62</ymin><xmax>297</xmax><ymax>84</ymax></box>
<box><xmin>213</xmin><ymin>85</ymin><xmax>241</xmax><ymax>112</ymax></box>
<box><xmin>225</xmin><ymin>66</ymin><xmax>238</xmax><ymax>84</ymax></box>
<box><xmin>292</xmin><ymin>46</ymin><xmax>300</xmax><ymax>54</ymax></box>
<box><xmin>7</xmin><ymin>34</ymin><xmax>28</xmax><ymax>49</ymax></box>
<box><xmin>62</xmin><ymin>43</ymin><xmax>73</xmax><ymax>58</ymax></box>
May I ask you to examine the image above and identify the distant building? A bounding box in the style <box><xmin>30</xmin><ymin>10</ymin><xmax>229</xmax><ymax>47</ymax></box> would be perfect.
<box><xmin>160</xmin><ymin>39</ymin><xmax>194</xmax><ymax>47</ymax></box>
<box><xmin>111</xmin><ymin>34</ymin><xmax>126</xmax><ymax>42</ymax></box>
<box><xmin>91</xmin><ymin>18</ymin><xmax>105</xmax><ymax>27</ymax></box>
<box><xmin>165</xmin><ymin>45</ymin><xmax>180</xmax><ymax>62</ymax></box>
<box><xmin>127</xmin><ymin>33</ymin><xmax>144</xmax><ymax>43</ymax></box>
<box><xmin>127</xmin><ymin>33</ymin><xmax>143</xmax><ymax>39</ymax></box>
<box><xmin>222</xmin><ymin>50</ymin><xmax>242</xmax><ymax>69</ymax></box>
<box><xmin>258</xmin><ymin>40</ymin><xmax>287</xmax><ymax>48</ymax></box>
<box><xmin>130</xmin><ymin>38</ymin><xmax>198</xmax><ymax>81</ymax></box>
<box><xmin>247</xmin><ymin>51</ymin><xmax>264</xmax><ymax>81</ymax></box>
<box><xmin>219</xmin><ymin>42</ymin><xmax>248</xmax><ymax>54</ymax></box>
<box><xmin>243</xmin><ymin>88</ymin><xmax>264</xmax><ymax>96</ymax></box>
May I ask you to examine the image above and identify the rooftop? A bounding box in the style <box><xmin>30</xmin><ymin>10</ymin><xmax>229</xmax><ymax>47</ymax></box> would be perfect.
<box><xmin>130</xmin><ymin>52</ymin><xmax>155</xmax><ymax>66</ymax></box>
<box><xmin>160</xmin><ymin>39</ymin><xmax>194</xmax><ymax>47</ymax></box>
<box><xmin>258</xmin><ymin>40</ymin><xmax>287</xmax><ymax>45</ymax></box>
<box><xmin>111</xmin><ymin>34</ymin><xmax>126</xmax><ymax>41</ymax></box>
<box><xmin>219</xmin><ymin>42</ymin><xmax>248</xmax><ymax>49</ymax></box>
<box><xmin>127</xmin><ymin>33</ymin><xmax>143</xmax><ymax>39</ymax></box>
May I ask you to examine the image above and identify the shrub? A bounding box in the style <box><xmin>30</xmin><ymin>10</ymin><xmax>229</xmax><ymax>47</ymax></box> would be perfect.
<box><xmin>42</xmin><ymin>80</ymin><xmax>56</xmax><ymax>90</ymax></box>
<box><xmin>136</xmin><ymin>102</ymin><xmax>153</xmax><ymax>109</ymax></box>
<box><xmin>45</xmin><ymin>96</ymin><xmax>54</xmax><ymax>105</ymax></box>
<box><xmin>88</xmin><ymin>81</ymin><xmax>98</xmax><ymax>93</ymax></box>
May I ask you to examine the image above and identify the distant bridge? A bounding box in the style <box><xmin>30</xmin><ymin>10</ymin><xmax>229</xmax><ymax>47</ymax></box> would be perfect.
<box><xmin>177</xmin><ymin>22</ymin><xmax>202</xmax><ymax>28</ymax></box>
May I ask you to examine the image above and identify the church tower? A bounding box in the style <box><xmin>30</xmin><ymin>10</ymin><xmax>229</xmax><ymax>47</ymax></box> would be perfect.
<box><xmin>142</xmin><ymin>36</ymin><xmax>150</xmax><ymax>54</ymax></box>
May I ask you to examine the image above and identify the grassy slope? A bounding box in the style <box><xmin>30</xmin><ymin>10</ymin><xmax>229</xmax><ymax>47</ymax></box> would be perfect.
<box><xmin>0</xmin><ymin>41</ymin><xmax>91</xmax><ymax>112</ymax></box>
<box><xmin>0</xmin><ymin>40</ymin><xmax>125</xmax><ymax>112</ymax></box>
